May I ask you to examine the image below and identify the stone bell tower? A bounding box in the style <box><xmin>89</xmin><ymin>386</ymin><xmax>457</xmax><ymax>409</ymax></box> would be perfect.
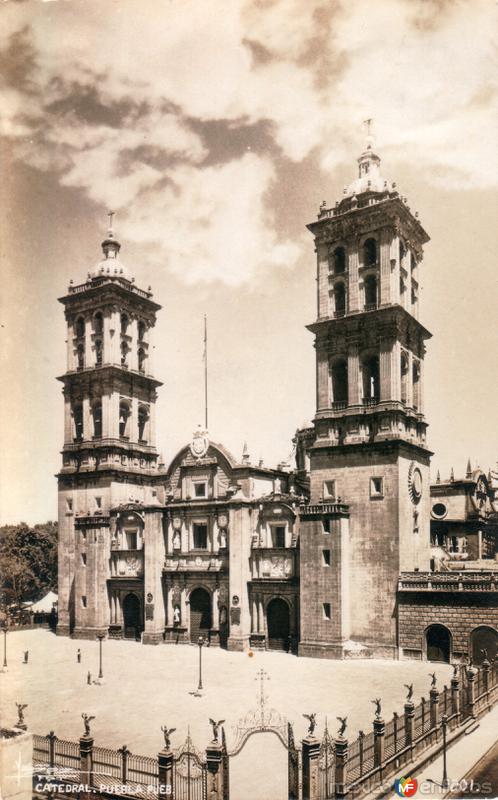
<box><xmin>299</xmin><ymin>138</ymin><xmax>432</xmax><ymax>658</ymax></box>
<box><xmin>56</xmin><ymin>219</ymin><xmax>164</xmax><ymax>639</ymax></box>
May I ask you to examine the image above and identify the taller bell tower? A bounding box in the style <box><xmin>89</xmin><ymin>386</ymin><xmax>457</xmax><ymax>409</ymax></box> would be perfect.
<box><xmin>299</xmin><ymin>140</ymin><xmax>432</xmax><ymax>658</ymax></box>
<box><xmin>56</xmin><ymin>223</ymin><xmax>164</xmax><ymax>639</ymax></box>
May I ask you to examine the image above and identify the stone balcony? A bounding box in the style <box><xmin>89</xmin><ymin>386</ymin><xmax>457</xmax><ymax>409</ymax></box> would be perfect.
<box><xmin>398</xmin><ymin>571</ymin><xmax>498</xmax><ymax>593</ymax></box>
<box><xmin>299</xmin><ymin>501</ymin><xmax>350</xmax><ymax>517</ymax></box>
<box><xmin>163</xmin><ymin>552</ymin><xmax>227</xmax><ymax>573</ymax></box>
<box><xmin>110</xmin><ymin>549</ymin><xmax>143</xmax><ymax>578</ymax></box>
<box><xmin>250</xmin><ymin>548</ymin><xmax>296</xmax><ymax>580</ymax></box>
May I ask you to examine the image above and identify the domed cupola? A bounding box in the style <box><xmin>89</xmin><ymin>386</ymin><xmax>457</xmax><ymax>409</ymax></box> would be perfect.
<box><xmin>90</xmin><ymin>212</ymin><xmax>133</xmax><ymax>282</ymax></box>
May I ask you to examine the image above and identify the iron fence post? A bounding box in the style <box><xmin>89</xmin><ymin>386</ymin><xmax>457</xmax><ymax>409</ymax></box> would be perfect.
<box><xmin>334</xmin><ymin>735</ymin><xmax>348</xmax><ymax>800</ymax></box>
<box><xmin>48</xmin><ymin>731</ymin><xmax>57</xmax><ymax>770</ymax></box>
<box><xmin>119</xmin><ymin>745</ymin><xmax>129</xmax><ymax>784</ymax></box>
<box><xmin>79</xmin><ymin>734</ymin><xmax>94</xmax><ymax>800</ymax></box>
<box><xmin>451</xmin><ymin>671</ymin><xmax>461</xmax><ymax>720</ymax></box>
<box><xmin>206</xmin><ymin>743</ymin><xmax>223</xmax><ymax>800</ymax></box>
<box><xmin>482</xmin><ymin>659</ymin><xmax>490</xmax><ymax>694</ymax></box>
<box><xmin>373</xmin><ymin>717</ymin><xmax>385</xmax><ymax>770</ymax></box>
<box><xmin>467</xmin><ymin>666</ymin><xmax>477</xmax><ymax>719</ymax></box>
<box><xmin>158</xmin><ymin>747</ymin><xmax>174</xmax><ymax>800</ymax></box>
<box><xmin>430</xmin><ymin>687</ymin><xmax>440</xmax><ymax>738</ymax></box>
<box><xmin>302</xmin><ymin>735</ymin><xmax>320</xmax><ymax>800</ymax></box>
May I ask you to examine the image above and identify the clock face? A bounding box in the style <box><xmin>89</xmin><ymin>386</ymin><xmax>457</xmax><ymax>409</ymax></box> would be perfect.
<box><xmin>408</xmin><ymin>463</ymin><xmax>422</xmax><ymax>504</ymax></box>
<box><xmin>412</xmin><ymin>469</ymin><xmax>422</xmax><ymax>497</ymax></box>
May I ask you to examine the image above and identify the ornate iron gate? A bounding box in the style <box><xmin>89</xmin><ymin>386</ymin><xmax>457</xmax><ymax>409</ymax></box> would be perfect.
<box><xmin>174</xmin><ymin>732</ymin><xmax>207</xmax><ymax>800</ymax></box>
<box><xmin>225</xmin><ymin>668</ymin><xmax>302</xmax><ymax>799</ymax></box>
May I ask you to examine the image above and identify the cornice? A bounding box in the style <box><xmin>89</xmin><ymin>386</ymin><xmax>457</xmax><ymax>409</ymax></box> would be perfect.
<box><xmin>57</xmin><ymin>364</ymin><xmax>163</xmax><ymax>389</ymax></box>
<box><xmin>59</xmin><ymin>279</ymin><xmax>161</xmax><ymax>313</ymax></box>
<box><xmin>308</xmin><ymin>304</ymin><xmax>432</xmax><ymax>342</ymax></box>
<box><xmin>307</xmin><ymin>197</ymin><xmax>430</xmax><ymax>255</ymax></box>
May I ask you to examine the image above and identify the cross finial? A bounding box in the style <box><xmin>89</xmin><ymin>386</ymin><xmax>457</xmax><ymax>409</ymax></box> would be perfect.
<box><xmin>107</xmin><ymin>210</ymin><xmax>115</xmax><ymax>235</ymax></box>
<box><xmin>255</xmin><ymin>668</ymin><xmax>270</xmax><ymax>723</ymax></box>
<box><xmin>363</xmin><ymin>118</ymin><xmax>374</xmax><ymax>149</ymax></box>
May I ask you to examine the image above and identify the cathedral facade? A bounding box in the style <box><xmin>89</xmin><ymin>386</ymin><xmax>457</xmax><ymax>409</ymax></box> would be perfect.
<box><xmin>56</xmin><ymin>145</ymin><xmax>498</xmax><ymax>662</ymax></box>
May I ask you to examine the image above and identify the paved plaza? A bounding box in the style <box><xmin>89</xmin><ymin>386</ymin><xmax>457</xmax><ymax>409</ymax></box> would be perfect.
<box><xmin>1</xmin><ymin>629</ymin><xmax>453</xmax><ymax>748</ymax></box>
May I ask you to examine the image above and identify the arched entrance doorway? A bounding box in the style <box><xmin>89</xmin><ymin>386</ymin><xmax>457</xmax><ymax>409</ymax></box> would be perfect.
<box><xmin>471</xmin><ymin>627</ymin><xmax>498</xmax><ymax>664</ymax></box>
<box><xmin>266</xmin><ymin>598</ymin><xmax>290</xmax><ymax>651</ymax></box>
<box><xmin>189</xmin><ymin>588</ymin><xmax>211</xmax><ymax>643</ymax></box>
<box><xmin>426</xmin><ymin>624</ymin><xmax>451</xmax><ymax>663</ymax></box>
<box><xmin>123</xmin><ymin>593</ymin><xmax>142</xmax><ymax>639</ymax></box>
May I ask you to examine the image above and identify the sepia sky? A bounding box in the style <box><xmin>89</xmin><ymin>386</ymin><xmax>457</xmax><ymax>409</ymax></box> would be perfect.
<box><xmin>0</xmin><ymin>0</ymin><xmax>497</xmax><ymax>525</ymax></box>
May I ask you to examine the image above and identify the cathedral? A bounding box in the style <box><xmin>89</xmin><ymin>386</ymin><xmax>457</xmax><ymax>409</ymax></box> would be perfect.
<box><xmin>56</xmin><ymin>142</ymin><xmax>498</xmax><ymax>662</ymax></box>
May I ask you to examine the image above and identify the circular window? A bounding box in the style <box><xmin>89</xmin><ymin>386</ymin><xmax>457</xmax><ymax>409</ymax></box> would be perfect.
<box><xmin>432</xmin><ymin>503</ymin><xmax>447</xmax><ymax>519</ymax></box>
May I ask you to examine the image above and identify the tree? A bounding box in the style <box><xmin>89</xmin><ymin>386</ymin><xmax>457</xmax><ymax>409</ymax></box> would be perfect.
<box><xmin>0</xmin><ymin>521</ymin><xmax>58</xmax><ymax>610</ymax></box>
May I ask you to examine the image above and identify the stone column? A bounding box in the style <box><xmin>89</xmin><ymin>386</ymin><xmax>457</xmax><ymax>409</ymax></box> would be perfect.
<box><xmin>206</xmin><ymin>743</ymin><xmax>224</xmax><ymax>800</ymax></box>
<box><xmin>212</xmin><ymin>517</ymin><xmax>219</xmax><ymax>554</ymax></box>
<box><xmin>334</xmin><ymin>735</ymin><xmax>349</xmax><ymax>800</ymax></box>
<box><xmin>392</xmin><ymin>340</ymin><xmax>401</xmax><ymax>402</ymax></box>
<box><xmin>101</xmin><ymin>393</ymin><xmax>110</xmax><ymax>440</ymax></box>
<box><xmin>181</xmin><ymin>517</ymin><xmax>189</xmax><ymax>553</ymax></box>
<box><xmin>404</xmin><ymin>701</ymin><xmax>415</xmax><ymax>747</ymax></box>
<box><xmin>181</xmin><ymin>585</ymin><xmax>188</xmax><ymax>632</ymax></box>
<box><xmin>79</xmin><ymin>735</ymin><xmax>94</xmax><ymax>799</ymax></box>
<box><xmin>348</xmin><ymin>245</ymin><xmax>359</xmax><ymax>312</ymax></box>
<box><xmin>407</xmin><ymin>351</ymin><xmax>414</xmax><ymax>408</ymax></box>
<box><xmin>143</xmin><ymin>511</ymin><xmax>166</xmax><ymax>644</ymax></box>
<box><xmin>211</xmin><ymin>586</ymin><xmax>220</xmax><ymax>647</ymax></box>
<box><xmin>379</xmin><ymin>339</ymin><xmax>392</xmax><ymax>402</ymax></box>
<box><xmin>130</xmin><ymin>397</ymin><xmax>138</xmax><ymax>445</ymax></box>
<box><xmin>317</xmin><ymin>344</ymin><xmax>329</xmax><ymax>410</ymax></box>
<box><xmin>451</xmin><ymin>671</ymin><xmax>461</xmax><ymax>719</ymax></box>
<box><xmin>129</xmin><ymin>317</ymin><xmax>138</xmax><ymax>372</ymax></box>
<box><xmin>347</xmin><ymin>341</ymin><xmax>360</xmax><ymax>405</ymax></box>
<box><xmin>380</xmin><ymin>228</ymin><xmax>392</xmax><ymax>306</ymax></box>
<box><xmin>83</xmin><ymin>397</ymin><xmax>91</xmax><ymax>441</ymax></box>
<box><xmin>373</xmin><ymin>717</ymin><xmax>385</xmax><ymax>768</ymax></box>
<box><xmin>84</xmin><ymin>318</ymin><xmax>92</xmax><ymax>369</ymax></box>
<box><xmin>317</xmin><ymin>244</ymin><xmax>329</xmax><ymax>319</ymax></box>
<box><xmin>417</xmin><ymin>353</ymin><xmax>425</xmax><ymax>413</ymax></box>
<box><xmin>258</xmin><ymin>597</ymin><xmax>265</xmax><ymax>635</ymax></box>
<box><xmin>147</xmin><ymin>324</ymin><xmax>155</xmax><ymax>375</ymax></box>
<box><xmin>66</xmin><ymin>320</ymin><xmax>74</xmax><ymax>371</ymax></box>
<box><xmin>109</xmin><ymin>307</ymin><xmax>120</xmax><ymax>365</ymax></box>
<box><xmin>227</xmin><ymin>503</ymin><xmax>252</xmax><ymax>651</ymax></box>
<box><xmin>302</xmin><ymin>736</ymin><xmax>320</xmax><ymax>800</ymax></box>
<box><xmin>64</xmin><ymin>396</ymin><xmax>73</xmax><ymax>444</ymax></box>
<box><xmin>157</xmin><ymin>747</ymin><xmax>174</xmax><ymax>798</ymax></box>
<box><xmin>102</xmin><ymin>309</ymin><xmax>111</xmax><ymax>365</ymax></box>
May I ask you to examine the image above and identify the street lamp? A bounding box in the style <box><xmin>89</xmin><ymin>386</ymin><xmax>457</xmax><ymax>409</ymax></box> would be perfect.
<box><xmin>197</xmin><ymin>636</ymin><xmax>204</xmax><ymax>692</ymax></box>
<box><xmin>96</xmin><ymin>633</ymin><xmax>105</xmax><ymax>681</ymax></box>
<box><xmin>441</xmin><ymin>714</ymin><xmax>449</xmax><ymax>790</ymax></box>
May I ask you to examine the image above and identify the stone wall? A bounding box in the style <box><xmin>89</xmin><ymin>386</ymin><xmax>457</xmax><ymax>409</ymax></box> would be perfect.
<box><xmin>398</xmin><ymin>591</ymin><xmax>498</xmax><ymax>661</ymax></box>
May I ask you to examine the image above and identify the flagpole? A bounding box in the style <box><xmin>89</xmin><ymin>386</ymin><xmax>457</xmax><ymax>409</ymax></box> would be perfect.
<box><xmin>204</xmin><ymin>315</ymin><xmax>208</xmax><ymax>430</ymax></box>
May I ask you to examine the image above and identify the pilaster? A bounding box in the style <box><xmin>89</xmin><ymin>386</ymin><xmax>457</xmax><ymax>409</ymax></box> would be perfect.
<box><xmin>347</xmin><ymin>245</ymin><xmax>359</xmax><ymax>312</ymax></box>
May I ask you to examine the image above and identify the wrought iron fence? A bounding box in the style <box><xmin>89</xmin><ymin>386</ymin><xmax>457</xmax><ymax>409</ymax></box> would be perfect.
<box><xmin>384</xmin><ymin>712</ymin><xmax>403</xmax><ymax>760</ymax></box>
<box><xmin>347</xmin><ymin>729</ymin><xmax>375</xmax><ymax>783</ymax></box>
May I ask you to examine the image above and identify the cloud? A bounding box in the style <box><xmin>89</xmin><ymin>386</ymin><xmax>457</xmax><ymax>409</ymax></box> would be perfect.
<box><xmin>0</xmin><ymin>0</ymin><xmax>496</xmax><ymax>288</ymax></box>
<box><xmin>123</xmin><ymin>153</ymin><xmax>300</xmax><ymax>286</ymax></box>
